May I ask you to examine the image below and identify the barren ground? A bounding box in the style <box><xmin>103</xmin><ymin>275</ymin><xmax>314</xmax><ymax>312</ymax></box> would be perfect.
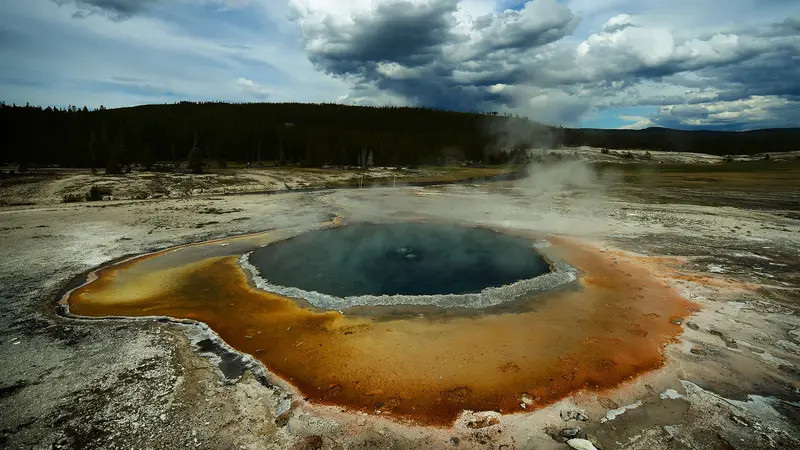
<box><xmin>1</xmin><ymin>152</ymin><xmax>799</xmax><ymax>449</ymax></box>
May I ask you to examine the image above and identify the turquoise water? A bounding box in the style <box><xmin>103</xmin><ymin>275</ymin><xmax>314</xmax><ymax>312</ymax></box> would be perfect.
<box><xmin>249</xmin><ymin>222</ymin><xmax>549</xmax><ymax>297</ymax></box>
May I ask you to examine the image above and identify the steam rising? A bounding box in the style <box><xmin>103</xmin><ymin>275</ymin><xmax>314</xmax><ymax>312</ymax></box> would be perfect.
<box><xmin>320</xmin><ymin>115</ymin><xmax>620</xmax><ymax>239</ymax></box>
<box><xmin>239</xmin><ymin>117</ymin><xmax>622</xmax><ymax>310</ymax></box>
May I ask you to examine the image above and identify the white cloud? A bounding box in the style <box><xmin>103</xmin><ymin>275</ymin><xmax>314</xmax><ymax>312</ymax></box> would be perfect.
<box><xmin>577</xmin><ymin>19</ymin><xmax>675</xmax><ymax>67</ymax></box>
<box><xmin>1</xmin><ymin>0</ymin><xmax>798</xmax><ymax>129</ymax></box>
<box><xmin>655</xmin><ymin>95</ymin><xmax>795</xmax><ymax>129</ymax></box>
<box><xmin>618</xmin><ymin>115</ymin><xmax>654</xmax><ymax>129</ymax></box>
<box><xmin>0</xmin><ymin>0</ymin><xmax>349</xmax><ymax>108</ymax></box>
<box><xmin>375</xmin><ymin>62</ymin><xmax>420</xmax><ymax>79</ymax></box>
<box><xmin>235</xmin><ymin>77</ymin><xmax>271</xmax><ymax>99</ymax></box>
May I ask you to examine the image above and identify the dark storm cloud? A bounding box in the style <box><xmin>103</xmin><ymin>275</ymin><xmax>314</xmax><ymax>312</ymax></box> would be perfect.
<box><xmin>769</xmin><ymin>17</ymin><xmax>800</xmax><ymax>36</ymax></box>
<box><xmin>46</xmin><ymin>0</ymin><xmax>800</xmax><ymax>130</ymax></box>
<box><xmin>53</xmin><ymin>0</ymin><xmax>160</xmax><ymax>20</ymax></box>
<box><xmin>296</xmin><ymin>0</ymin><xmax>578</xmax><ymax>116</ymax></box>
<box><xmin>306</xmin><ymin>0</ymin><xmax>460</xmax><ymax>75</ymax></box>
<box><xmin>541</xmin><ymin>17</ymin><xmax>800</xmax><ymax>129</ymax></box>
<box><xmin>472</xmin><ymin>1</ymin><xmax>577</xmax><ymax>53</ymax></box>
<box><xmin>636</xmin><ymin>27</ymin><xmax>800</xmax><ymax>129</ymax></box>
<box><xmin>293</xmin><ymin>0</ymin><xmax>800</xmax><ymax>129</ymax></box>
<box><xmin>651</xmin><ymin>99</ymin><xmax>800</xmax><ymax>131</ymax></box>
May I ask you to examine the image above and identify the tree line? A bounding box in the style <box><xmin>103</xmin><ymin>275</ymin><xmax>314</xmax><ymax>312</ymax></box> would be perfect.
<box><xmin>1</xmin><ymin>101</ymin><xmax>797</xmax><ymax>171</ymax></box>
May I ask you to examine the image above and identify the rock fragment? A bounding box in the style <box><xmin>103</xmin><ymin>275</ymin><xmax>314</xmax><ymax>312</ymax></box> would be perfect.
<box><xmin>659</xmin><ymin>389</ymin><xmax>682</xmax><ymax>400</ymax></box>
<box><xmin>775</xmin><ymin>339</ymin><xmax>800</xmax><ymax>354</ymax></box>
<box><xmin>560</xmin><ymin>410</ymin><xmax>588</xmax><ymax>421</ymax></box>
<box><xmin>567</xmin><ymin>438</ymin><xmax>598</xmax><ymax>450</ymax></box>
<box><xmin>709</xmin><ymin>330</ymin><xmax>738</xmax><ymax>348</ymax></box>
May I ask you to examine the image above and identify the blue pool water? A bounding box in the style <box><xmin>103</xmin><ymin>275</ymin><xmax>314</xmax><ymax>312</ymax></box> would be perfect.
<box><xmin>249</xmin><ymin>222</ymin><xmax>550</xmax><ymax>297</ymax></box>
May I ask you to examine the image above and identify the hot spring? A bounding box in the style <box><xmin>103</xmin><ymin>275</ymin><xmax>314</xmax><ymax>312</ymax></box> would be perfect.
<box><xmin>248</xmin><ymin>222</ymin><xmax>551</xmax><ymax>297</ymax></box>
<box><xmin>62</xmin><ymin>218</ymin><xmax>695</xmax><ymax>425</ymax></box>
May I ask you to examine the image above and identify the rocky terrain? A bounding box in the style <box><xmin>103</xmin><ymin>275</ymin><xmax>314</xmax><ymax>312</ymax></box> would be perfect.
<box><xmin>0</xmin><ymin>165</ymin><xmax>512</xmax><ymax>207</ymax></box>
<box><xmin>1</xmin><ymin>154</ymin><xmax>798</xmax><ymax>449</ymax></box>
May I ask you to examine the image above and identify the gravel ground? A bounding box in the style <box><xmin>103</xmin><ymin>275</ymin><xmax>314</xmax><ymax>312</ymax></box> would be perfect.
<box><xmin>1</xmin><ymin>160</ymin><xmax>799</xmax><ymax>449</ymax></box>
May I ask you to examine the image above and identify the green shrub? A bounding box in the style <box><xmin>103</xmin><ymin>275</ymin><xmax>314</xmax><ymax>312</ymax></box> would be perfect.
<box><xmin>87</xmin><ymin>185</ymin><xmax>112</xmax><ymax>201</ymax></box>
<box><xmin>62</xmin><ymin>193</ymin><xmax>84</xmax><ymax>203</ymax></box>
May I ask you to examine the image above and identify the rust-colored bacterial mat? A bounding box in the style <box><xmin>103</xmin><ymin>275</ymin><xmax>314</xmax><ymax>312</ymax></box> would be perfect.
<box><xmin>63</xmin><ymin>226</ymin><xmax>696</xmax><ymax>426</ymax></box>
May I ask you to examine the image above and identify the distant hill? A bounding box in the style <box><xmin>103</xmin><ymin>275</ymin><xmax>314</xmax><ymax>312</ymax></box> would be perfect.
<box><xmin>566</xmin><ymin>126</ymin><xmax>800</xmax><ymax>155</ymax></box>
<box><xmin>1</xmin><ymin>101</ymin><xmax>797</xmax><ymax>169</ymax></box>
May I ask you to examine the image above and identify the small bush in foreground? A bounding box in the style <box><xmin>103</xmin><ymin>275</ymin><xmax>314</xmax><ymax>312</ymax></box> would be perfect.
<box><xmin>62</xmin><ymin>193</ymin><xmax>84</xmax><ymax>203</ymax></box>
<box><xmin>87</xmin><ymin>185</ymin><xmax>113</xmax><ymax>201</ymax></box>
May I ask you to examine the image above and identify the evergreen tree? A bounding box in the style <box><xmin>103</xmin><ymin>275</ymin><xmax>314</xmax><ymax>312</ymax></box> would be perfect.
<box><xmin>0</xmin><ymin>101</ymin><xmax>796</xmax><ymax>170</ymax></box>
<box><xmin>139</xmin><ymin>142</ymin><xmax>155</xmax><ymax>170</ymax></box>
<box><xmin>186</xmin><ymin>132</ymin><xmax>203</xmax><ymax>174</ymax></box>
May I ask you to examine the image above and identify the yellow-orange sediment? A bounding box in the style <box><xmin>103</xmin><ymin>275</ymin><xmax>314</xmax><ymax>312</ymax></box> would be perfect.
<box><xmin>67</xmin><ymin>235</ymin><xmax>696</xmax><ymax>426</ymax></box>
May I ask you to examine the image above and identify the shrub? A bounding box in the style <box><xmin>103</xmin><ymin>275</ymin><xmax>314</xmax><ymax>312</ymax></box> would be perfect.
<box><xmin>62</xmin><ymin>193</ymin><xmax>84</xmax><ymax>203</ymax></box>
<box><xmin>644</xmin><ymin>151</ymin><xmax>652</xmax><ymax>159</ymax></box>
<box><xmin>187</xmin><ymin>160</ymin><xmax>204</xmax><ymax>174</ymax></box>
<box><xmin>622</xmin><ymin>151</ymin><xmax>635</xmax><ymax>159</ymax></box>
<box><xmin>105</xmin><ymin>161</ymin><xmax>123</xmax><ymax>175</ymax></box>
<box><xmin>87</xmin><ymin>185</ymin><xmax>112</xmax><ymax>201</ymax></box>
<box><xmin>152</xmin><ymin>164</ymin><xmax>173</xmax><ymax>173</ymax></box>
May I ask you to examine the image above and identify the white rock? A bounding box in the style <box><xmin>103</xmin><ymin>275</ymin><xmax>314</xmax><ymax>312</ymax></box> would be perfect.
<box><xmin>775</xmin><ymin>340</ymin><xmax>800</xmax><ymax>354</ymax></box>
<box><xmin>660</xmin><ymin>389</ymin><xmax>682</xmax><ymax>400</ymax></box>
<box><xmin>567</xmin><ymin>438</ymin><xmax>598</xmax><ymax>450</ymax></box>
<box><xmin>600</xmin><ymin>400</ymin><xmax>643</xmax><ymax>423</ymax></box>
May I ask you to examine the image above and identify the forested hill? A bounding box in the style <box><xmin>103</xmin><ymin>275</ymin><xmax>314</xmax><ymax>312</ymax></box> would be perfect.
<box><xmin>2</xmin><ymin>101</ymin><xmax>798</xmax><ymax>169</ymax></box>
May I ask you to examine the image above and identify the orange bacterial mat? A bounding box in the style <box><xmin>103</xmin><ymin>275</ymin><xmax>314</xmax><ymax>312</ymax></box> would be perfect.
<box><xmin>65</xmin><ymin>229</ymin><xmax>696</xmax><ymax>426</ymax></box>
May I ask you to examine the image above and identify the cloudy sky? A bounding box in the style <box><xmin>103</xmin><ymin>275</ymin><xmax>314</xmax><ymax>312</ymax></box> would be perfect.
<box><xmin>1</xmin><ymin>0</ymin><xmax>798</xmax><ymax>130</ymax></box>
